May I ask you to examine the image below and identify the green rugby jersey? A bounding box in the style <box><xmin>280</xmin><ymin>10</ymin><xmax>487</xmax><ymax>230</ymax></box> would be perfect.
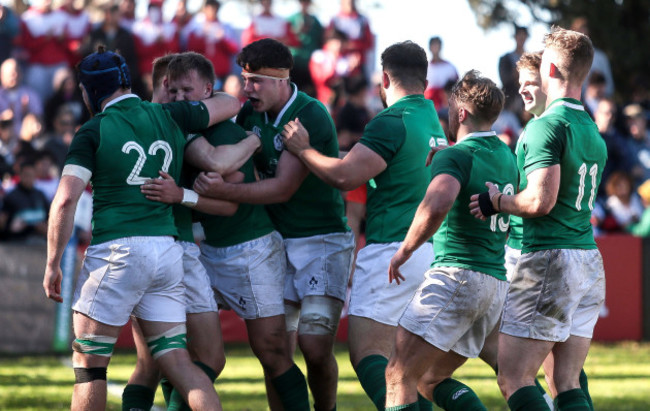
<box><xmin>520</xmin><ymin>98</ymin><xmax>607</xmax><ymax>252</ymax></box>
<box><xmin>506</xmin><ymin>126</ymin><xmax>528</xmax><ymax>251</ymax></box>
<box><xmin>432</xmin><ymin>132</ymin><xmax>518</xmax><ymax>280</ymax></box>
<box><xmin>65</xmin><ymin>95</ymin><xmax>210</xmax><ymax>245</ymax></box>
<box><xmin>359</xmin><ymin>94</ymin><xmax>447</xmax><ymax>244</ymax></box>
<box><xmin>236</xmin><ymin>83</ymin><xmax>348</xmax><ymax>238</ymax></box>
<box><xmin>197</xmin><ymin>121</ymin><xmax>275</xmax><ymax>247</ymax></box>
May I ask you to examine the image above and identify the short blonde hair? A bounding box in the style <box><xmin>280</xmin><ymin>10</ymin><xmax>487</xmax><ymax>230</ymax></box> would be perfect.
<box><xmin>516</xmin><ymin>51</ymin><xmax>543</xmax><ymax>74</ymax></box>
<box><xmin>544</xmin><ymin>26</ymin><xmax>594</xmax><ymax>86</ymax></box>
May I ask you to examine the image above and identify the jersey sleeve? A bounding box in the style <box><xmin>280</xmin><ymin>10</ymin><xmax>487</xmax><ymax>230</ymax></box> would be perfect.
<box><xmin>64</xmin><ymin>120</ymin><xmax>100</xmax><ymax>174</ymax></box>
<box><xmin>430</xmin><ymin>147</ymin><xmax>471</xmax><ymax>187</ymax></box>
<box><xmin>522</xmin><ymin>117</ymin><xmax>565</xmax><ymax>175</ymax></box>
<box><xmin>358</xmin><ymin>113</ymin><xmax>405</xmax><ymax>163</ymax></box>
<box><xmin>162</xmin><ymin>100</ymin><xmax>210</xmax><ymax>134</ymax></box>
<box><xmin>296</xmin><ymin>101</ymin><xmax>337</xmax><ymax>152</ymax></box>
<box><xmin>204</xmin><ymin>121</ymin><xmax>248</xmax><ymax>146</ymax></box>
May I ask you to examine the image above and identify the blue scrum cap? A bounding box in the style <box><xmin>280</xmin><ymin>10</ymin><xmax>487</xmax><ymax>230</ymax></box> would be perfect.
<box><xmin>78</xmin><ymin>47</ymin><xmax>131</xmax><ymax>114</ymax></box>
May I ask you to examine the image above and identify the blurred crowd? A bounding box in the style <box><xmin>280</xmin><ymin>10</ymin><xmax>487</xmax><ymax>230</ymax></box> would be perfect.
<box><xmin>0</xmin><ymin>0</ymin><xmax>649</xmax><ymax>243</ymax></box>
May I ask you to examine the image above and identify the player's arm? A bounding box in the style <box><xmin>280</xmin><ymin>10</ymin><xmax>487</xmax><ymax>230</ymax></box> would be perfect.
<box><xmin>44</xmin><ymin>171</ymin><xmax>88</xmax><ymax>302</ymax></box>
<box><xmin>184</xmin><ymin>133</ymin><xmax>260</xmax><ymax>175</ymax></box>
<box><xmin>389</xmin><ymin>174</ymin><xmax>460</xmax><ymax>284</ymax></box>
<box><xmin>282</xmin><ymin>118</ymin><xmax>387</xmax><ymax>190</ymax></box>
<box><xmin>202</xmin><ymin>92</ymin><xmax>242</xmax><ymax>127</ymax></box>
<box><xmin>193</xmin><ymin>149</ymin><xmax>308</xmax><ymax>204</ymax></box>
<box><xmin>469</xmin><ymin>165</ymin><xmax>560</xmax><ymax>220</ymax></box>
<box><xmin>141</xmin><ymin>171</ymin><xmax>239</xmax><ymax>216</ymax></box>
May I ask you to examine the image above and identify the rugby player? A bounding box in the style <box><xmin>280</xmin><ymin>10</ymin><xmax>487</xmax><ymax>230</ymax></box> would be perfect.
<box><xmin>193</xmin><ymin>38</ymin><xmax>354</xmax><ymax>411</ymax></box>
<box><xmin>470</xmin><ymin>27</ymin><xmax>607</xmax><ymax>410</ymax></box>
<box><xmin>384</xmin><ymin>70</ymin><xmax>517</xmax><ymax>411</ymax></box>
<box><xmin>141</xmin><ymin>51</ymin><xmax>311</xmax><ymax>411</ymax></box>
<box><xmin>282</xmin><ymin>40</ymin><xmax>446</xmax><ymax>410</ymax></box>
<box><xmin>43</xmin><ymin>47</ymin><xmax>240</xmax><ymax>410</ymax></box>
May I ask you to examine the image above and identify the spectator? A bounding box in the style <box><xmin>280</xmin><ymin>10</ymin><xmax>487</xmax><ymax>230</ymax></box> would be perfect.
<box><xmin>0</xmin><ymin>158</ymin><xmax>49</xmax><ymax>243</ymax></box>
<box><xmin>241</xmin><ymin>0</ymin><xmax>300</xmax><ymax>47</ymax></box>
<box><xmin>38</xmin><ymin>105</ymin><xmax>76</xmax><ymax>171</ymax></box>
<box><xmin>627</xmin><ymin>179</ymin><xmax>650</xmax><ymax>237</ymax></box>
<box><xmin>498</xmin><ymin>24</ymin><xmax>528</xmax><ymax>115</ymax></box>
<box><xmin>288</xmin><ymin>0</ymin><xmax>324</xmax><ymax>96</ymax></box>
<box><xmin>326</xmin><ymin>0</ymin><xmax>374</xmax><ymax>79</ymax></box>
<box><xmin>33</xmin><ymin>149</ymin><xmax>59</xmax><ymax>201</ymax></box>
<box><xmin>17</xmin><ymin>112</ymin><xmax>43</xmax><ymax>162</ymax></box>
<box><xmin>43</xmin><ymin>67</ymin><xmax>87</xmax><ymax>133</ymax></box>
<box><xmin>18</xmin><ymin>0</ymin><xmax>69</xmax><ymax>102</ymax></box>
<box><xmin>0</xmin><ymin>109</ymin><xmax>17</xmax><ymax>179</ymax></box>
<box><xmin>132</xmin><ymin>0</ymin><xmax>179</xmax><ymax>96</ymax></box>
<box><xmin>623</xmin><ymin>103</ymin><xmax>650</xmax><ymax>187</ymax></box>
<box><xmin>571</xmin><ymin>16</ymin><xmax>614</xmax><ymax>97</ymax></box>
<box><xmin>584</xmin><ymin>71</ymin><xmax>607</xmax><ymax>116</ymax></box>
<box><xmin>118</xmin><ymin>0</ymin><xmax>136</xmax><ymax>32</ymax></box>
<box><xmin>58</xmin><ymin>0</ymin><xmax>91</xmax><ymax>67</ymax></box>
<box><xmin>424</xmin><ymin>36</ymin><xmax>458</xmax><ymax>109</ymax></box>
<box><xmin>600</xmin><ymin>171</ymin><xmax>644</xmax><ymax>232</ymax></box>
<box><xmin>185</xmin><ymin>0</ymin><xmax>239</xmax><ymax>83</ymax></box>
<box><xmin>0</xmin><ymin>4</ymin><xmax>21</xmax><ymax>64</ymax></box>
<box><xmin>595</xmin><ymin>98</ymin><xmax>629</xmax><ymax>194</ymax></box>
<box><xmin>81</xmin><ymin>2</ymin><xmax>144</xmax><ymax>98</ymax></box>
<box><xmin>336</xmin><ymin>75</ymin><xmax>370</xmax><ymax>151</ymax></box>
<box><xmin>0</xmin><ymin>58</ymin><xmax>43</xmax><ymax>138</ymax></box>
<box><xmin>173</xmin><ymin>0</ymin><xmax>194</xmax><ymax>48</ymax></box>
<box><xmin>309</xmin><ymin>29</ymin><xmax>360</xmax><ymax>108</ymax></box>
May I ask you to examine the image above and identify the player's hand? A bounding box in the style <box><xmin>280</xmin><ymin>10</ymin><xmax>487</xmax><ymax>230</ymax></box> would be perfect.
<box><xmin>246</xmin><ymin>131</ymin><xmax>262</xmax><ymax>153</ymax></box>
<box><xmin>281</xmin><ymin>118</ymin><xmax>311</xmax><ymax>154</ymax></box>
<box><xmin>388</xmin><ymin>248</ymin><xmax>411</xmax><ymax>285</ymax></box>
<box><xmin>141</xmin><ymin>171</ymin><xmax>183</xmax><ymax>204</ymax></box>
<box><xmin>193</xmin><ymin>171</ymin><xmax>225</xmax><ymax>197</ymax></box>
<box><xmin>469</xmin><ymin>182</ymin><xmax>501</xmax><ymax>221</ymax></box>
<box><xmin>43</xmin><ymin>265</ymin><xmax>63</xmax><ymax>303</ymax></box>
<box><xmin>425</xmin><ymin>145</ymin><xmax>448</xmax><ymax>167</ymax></box>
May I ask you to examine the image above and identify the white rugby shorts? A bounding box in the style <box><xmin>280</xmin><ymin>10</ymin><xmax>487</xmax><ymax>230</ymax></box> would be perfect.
<box><xmin>72</xmin><ymin>236</ymin><xmax>186</xmax><ymax>326</ymax></box>
<box><xmin>399</xmin><ymin>266</ymin><xmax>509</xmax><ymax>358</ymax></box>
<box><xmin>284</xmin><ymin>231</ymin><xmax>355</xmax><ymax>303</ymax></box>
<box><xmin>179</xmin><ymin>241</ymin><xmax>218</xmax><ymax>314</ymax></box>
<box><xmin>348</xmin><ymin>241</ymin><xmax>434</xmax><ymax>326</ymax></box>
<box><xmin>500</xmin><ymin>248</ymin><xmax>606</xmax><ymax>341</ymax></box>
<box><xmin>200</xmin><ymin>231</ymin><xmax>286</xmax><ymax>319</ymax></box>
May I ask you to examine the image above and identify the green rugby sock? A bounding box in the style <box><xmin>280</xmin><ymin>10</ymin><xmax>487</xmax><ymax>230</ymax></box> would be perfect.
<box><xmin>579</xmin><ymin>369</ymin><xmax>594</xmax><ymax>410</ymax></box>
<box><xmin>534</xmin><ymin>378</ymin><xmax>554</xmax><ymax>409</ymax></box>
<box><xmin>355</xmin><ymin>354</ymin><xmax>388</xmax><ymax>410</ymax></box>
<box><xmin>433</xmin><ymin>378</ymin><xmax>487</xmax><ymax>410</ymax></box>
<box><xmin>160</xmin><ymin>377</ymin><xmax>173</xmax><ymax>405</ymax></box>
<box><xmin>556</xmin><ymin>388</ymin><xmax>590</xmax><ymax>410</ymax></box>
<box><xmin>168</xmin><ymin>361</ymin><xmax>217</xmax><ymax>411</ymax></box>
<box><xmin>386</xmin><ymin>403</ymin><xmax>419</xmax><ymax>411</ymax></box>
<box><xmin>507</xmin><ymin>385</ymin><xmax>551</xmax><ymax>411</ymax></box>
<box><xmin>122</xmin><ymin>384</ymin><xmax>155</xmax><ymax>411</ymax></box>
<box><xmin>271</xmin><ymin>364</ymin><xmax>310</xmax><ymax>411</ymax></box>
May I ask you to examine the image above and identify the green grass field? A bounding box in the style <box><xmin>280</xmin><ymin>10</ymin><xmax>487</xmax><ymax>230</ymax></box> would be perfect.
<box><xmin>1</xmin><ymin>342</ymin><xmax>649</xmax><ymax>410</ymax></box>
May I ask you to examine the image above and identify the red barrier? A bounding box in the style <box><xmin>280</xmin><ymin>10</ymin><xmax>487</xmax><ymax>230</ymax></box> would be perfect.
<box><xmin>593</xmin><ymin>234</ymin><xmax>643</xmax><ymax>341</ymax></box>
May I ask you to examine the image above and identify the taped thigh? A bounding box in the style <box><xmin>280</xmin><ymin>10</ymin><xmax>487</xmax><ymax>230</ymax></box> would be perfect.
<box><xmin>145</xmin><ymin>324</ymin><xmax>187</xmax><ymax>360</ymax></box>
<box><xmin>297</xmin><ymin>295</ymin><xmax>344</xmax><ymax>336</ymax></box>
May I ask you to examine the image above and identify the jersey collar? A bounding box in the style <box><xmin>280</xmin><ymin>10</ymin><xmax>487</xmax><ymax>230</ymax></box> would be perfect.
<box><xmin>539</xmin><ymin>98</ymin><xmax>584</xmax><ymax>119</ymax></box>
<box><xmin>461</xmin><ymin>130</ymin><xmax>497</xmax><ymax>140</ymax></box>
<box><xmin>264</xmin><ymin>83</ymin><xmax>298</xmax><ymax>128</ymax></box>
<box><xmin>102</xmin><ymin>93</ymin><xmax>140</xmax><ymax>111</ymax></box>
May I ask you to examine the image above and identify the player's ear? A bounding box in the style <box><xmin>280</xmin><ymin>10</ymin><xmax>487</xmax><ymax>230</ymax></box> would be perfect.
<box><xmin>549</xmin><ymin>62</ymin><xmax>558</xmax><ymax>79</ymax></box>
<box><xmin>382</xmin><ymin>71</ymin><xmax>390</xmax><ymax>89</ymax></box>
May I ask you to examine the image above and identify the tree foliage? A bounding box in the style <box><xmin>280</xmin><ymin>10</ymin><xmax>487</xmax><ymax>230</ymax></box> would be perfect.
<box><xmin>467</xmin><ymin>0</ymin><xmax>650</xmax><ymax>102</ymax></box>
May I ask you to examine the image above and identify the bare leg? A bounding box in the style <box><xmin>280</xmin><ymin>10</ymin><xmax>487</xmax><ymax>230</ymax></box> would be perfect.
<box><xmin>247</xmin><ymin>315</ymin><xmax>295</xmax><ymax>411</ymax></box>
<box><xmin>299</xmin><ymin>333</ymin><xmax>338</xmax><ymax>410</ymax></box>
<box><xmin>186</xmin><ymin>311</ymin><xmax>226</xmax><ymax>375</ymax></box>
<box><xmin>138</xmin><ymin>319</ymin><xmax>221</xmax><ymax>411</ymax></box>
<box><xmin>71</xmin><ymin>312</ymin><xmax>121</xmax><ymax>411</ymax></box>
<box><xmin>497</xmin><ymin>333</ymin><xmax>554</xmax><ymax>400</ymax></box>
<box><xmin>348</xmin><ymin>315</ymin><xmax>397</xmax><ymax>368</ymax></box>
